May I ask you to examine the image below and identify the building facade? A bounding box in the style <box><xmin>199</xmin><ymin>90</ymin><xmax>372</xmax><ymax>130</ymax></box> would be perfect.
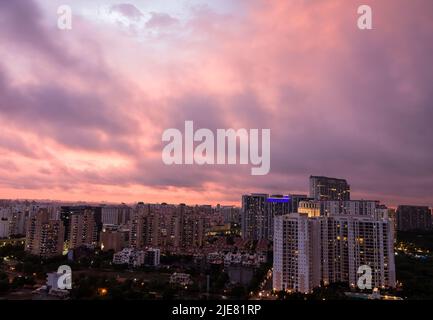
<box><xmin>69</xmin><ymin>209</ymin><xmax>99</xmax><ymax>249</ymax></box>
<box><xmin>100</xmin><ymin>226</ymin><xmax>128</xmax><ymax>252</ymax></box>
<box><xmin>60</xmin><ymin>206</ymin><xmax>102</xmax><ymax>246</ymax></box>
<box><xmin>101</xmin><ymin>204</ymin><xmax>131</xmax><ymax>226</ymax></box>
<box><xmin>396</xmin><ymin>205</ymin><xmax>432</xmax><ymax>231</ymax></box>
<box><xmin>129</xmin><ymin>203</ymin><xmax>206</xmax><ymax>253</ymax></box>
<box><xmin>242</xmin><ymin>194</ymin><xmax>271</xmax><ymax>241</ymax></box>
<box><xmin>273</xmin><ymin>213</ymin><xmax>311</xmax><ymax>293</ymax></box>
<box><xmin>309</xmin><ymin>176</ymin><xmax>350</xmax><ymax>201</ymax></box>
<box><xmin>273</xmin><ymin>201</ymin><xmax>396</xmax><ymax>293</ymax></box>
<box><xmin>25</xmin><ymin>209</ymin><xmax>65</xmax><ymax>257</ymax></box>
<box><xmin>242</xmin><ymin>194</ymin><xmax>310</xmax><ymax>241</ymax></box>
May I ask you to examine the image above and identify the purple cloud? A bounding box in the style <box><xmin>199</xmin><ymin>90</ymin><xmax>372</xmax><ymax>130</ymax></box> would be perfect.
<box><xmin>146</xmin><ymin>12</ymin><xmax>179</xmax><ymax>29</ymax></box>
<box><xmin>110</xmin><ymin>3</ymin><xmax>144</xmax><ymax>21</ymax></box>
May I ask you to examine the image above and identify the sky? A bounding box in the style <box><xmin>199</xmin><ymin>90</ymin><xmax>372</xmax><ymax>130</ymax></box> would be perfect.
<box><xmin>0</xmin><ymin>0</ymin><xmax>432</xmax><ymax>207</ymax></box>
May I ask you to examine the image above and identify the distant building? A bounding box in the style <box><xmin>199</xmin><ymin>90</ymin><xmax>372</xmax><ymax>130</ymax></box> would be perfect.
<box><xmin>67</xmin><ymin>246</ymin><xmax>94</xmax><ymax>262</ymax></box>
<box><xmin>241</xmin><ymin>194</ymin><xmax>270</xmax><ymax>241</ymax></box>
<box><xmin>180</xmin><ymin>204</ymin><xmax>205</xmax><ymax>249</ymax></box>
<box><xmin>144</xmin><ymin>248</ymin><xmax>161</xmax><ymax>267</ymax></box>
<box><xmin>113</xmin><ymin>247</ymin><xmax>160</xmax><ymax>267</ymax></box>
<box><xmin>129</xmin><ymin>203</ymin><xmax>205</xmax><ymax>252</ymax></box>
<box><xmin>396</xmin><ymin>205</ymin><xmax>432</xmax><ymax>231</ymax></box>
<box><xmin>101</xmin><ymin>204</ymin><xmax>131</xmax><ymax>226</ymax></box>
<box><xmin>309</xmin><ymin>176</ymin><xmax>350</xmax><ymax>201</ymax></box>
<box><xmin>69</xmin><ymin>209</ymin><xmax>99</xmax><ymax>249</ymax></box>
<box><xmin>0</xmin><ymin>211</ymin><xmax>10</xmax><ymax>238</ymax></box>
<box><xmin>299</xmin><ymin>199</ymin><xmax>383</xmax><ymax>218</ymax></box>
<box><xmin>241</xmin><ymin>194</ymin><xmax>308</xmax><ymax>241</ymax></box>
<box><xmin>100</xmin><ymin>226</ymin><xmax>128</xmax><ymax>252</ymax></box>
<box><xmin>25</xmin><ymin>209</ymin><xmax>65</xmax><ymax>257</ymax></box>
<box><xmin>220</xmin><ymin>206</ymin><xmax>241</xmax><ymax>224</ymax></box>
<box><xmin>170</xmin><ymin>273</ymin><xmax>193</xmax><ymax>286</ymax></box>
<box><xmin>9</xmin><ymin>209</ymin><xmax>30</xmax><ymax>236</ymax></box>
<box><xmin>388</xmin><ymin>208</ymin><xmax>397</xmax><ymax>236</ymax></box>
<box><xmin>60</xmin><ymin>206</ymin><xmax>102</xmax><ymax>246</ymax></box>
<box><xmin>0</xmin><ymin>205</ymin><xmax>32</xmax><ymax>238</ymax></box>
<box><xmin>298</xmin><ymin>200</ymin><xmax>321</xmax><ymax>217</ymax></box>
<box><xmin>288</xmin><ymin>194</ymin><xmax>309</xmax><ymax>213</ymax></box>
<box><xmin>113</xmin><ymin>248</ymin><xmax>143</xmax><ymax>266</ymax></box>
<box><xmin>267</xmin><ymin>195</ymin><xmax>290</xmax><ymax>214</ymax></box>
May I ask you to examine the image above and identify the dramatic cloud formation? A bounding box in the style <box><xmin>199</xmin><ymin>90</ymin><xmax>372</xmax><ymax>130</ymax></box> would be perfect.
<box><xmin>0</xmin><ymin>0</ymin><xmax>432</xmax><ymax>207</ymax></box>
<box><xmin>110</xmin><ymin>3</ymin><xmax>144</xmax><ymax>20</ymax></box>
<box><xmin>146</xmin><ymin>12</ymin><xmax>179</xmax><ymax>29</ymax></box>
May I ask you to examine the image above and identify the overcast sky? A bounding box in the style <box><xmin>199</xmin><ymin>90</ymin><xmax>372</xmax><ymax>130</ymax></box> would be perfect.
<box><xmin>0</xmin><ymin>0</ymin><xmax>432</xmax><ymax>207</ymax></box>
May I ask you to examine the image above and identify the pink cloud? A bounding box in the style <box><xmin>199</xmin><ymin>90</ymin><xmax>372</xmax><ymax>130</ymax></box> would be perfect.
<box><xmin>0</xmin><ymin>0</ymin><xmax>432</xmax><ymax>207</ymax></box>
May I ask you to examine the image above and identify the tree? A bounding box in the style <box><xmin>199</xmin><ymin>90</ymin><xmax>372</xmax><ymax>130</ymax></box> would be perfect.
<box><xmin>0</xmin><ymin>272</ymin><xmax>9</xmax><ymax>293</ymax></box>
<box><xmin>213</xmin><ymin>272</ymin><xmax>229</xmax><ymax>291</ymax></box>
<box><xmin>230</xmin><ymin>285</ymin><xmax>247</xmax><ymax>299</ymax></box>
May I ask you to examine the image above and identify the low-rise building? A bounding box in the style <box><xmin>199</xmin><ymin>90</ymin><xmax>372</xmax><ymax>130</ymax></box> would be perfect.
<box><xmin>113</xmin><ymin>248</ymin><xmax>142</xmax><ymax>266</ymax></box>
<box><xmin>144</xmin><ymin>248</ymin><xmax>160</xmax><ymax>267</ymax></box>
<box><xmin>170</xmin><ymin>273</ymin><xmax>193</xmax><ymax>286</ymax></box>
<box><xmin>113</xmin><ymin>247</ymin><xmax>160</xmax><ymax>267</ymax></box>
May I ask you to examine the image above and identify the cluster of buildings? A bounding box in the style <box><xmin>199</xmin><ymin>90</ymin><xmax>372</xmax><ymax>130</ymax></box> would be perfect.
<box><xmin>0</xmin><ymin>200</ymin><xmax>50</xmax><ymax>238</ymax></box>
<box><xmin>169</xmin><ymin>273</ymin><xmax>193</xmax><ymax>287</ymax></box>
<box><xmin>273</xmin><ymin>200</ymin><xmax>395</xmax><ymax>293</ymax></box>
<box><xmin>0</xmin><ymin>200</ymin><xmax>240</xmax><ymax>260</ymax></box>
<box><xmin>242</xmin><ymin>176</ymin><xmax>428</xmax><ymax>293</ymax></box>
<box><xmin>126</xmin><ymin>203</ymin><xmax>238</xmax><ymax>254</ymax></box>
<box><xmin>207</xmin><ymin>251</ymin><xmax>267</xmax><ymax>267</ymax></box>
<box><xmin>241</xmin><ymin>176</ymin><xmax>351</xmax><ymax>241</ymax></box>
<box><xmin>25</xmin><ymin>206</ymin><xmax>102</xmax><ymax>257</ymax></box>
<box><xmin>2</xmin><ymin>174</ymin><xmax>431</xmax><ymax>295</ymax></box>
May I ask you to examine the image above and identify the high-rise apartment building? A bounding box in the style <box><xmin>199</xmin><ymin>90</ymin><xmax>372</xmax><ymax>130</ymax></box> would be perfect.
<box><xmin>179</xmin><ymin>204</ymin><xmax>205</xmax><ymax>249</ymax></box>
<box><xmin>299</xmin><ymin>199</ymin><xmax>388</xmax><ymax>218</ymax></box>
<box><xmin>0</xmin><ymin>204</ymin><xmax>33</xmax><ymax>238</ymax></box>
<box><xmin>241</xmin><ymin>194</ymin><xmax>308</xmax><ymax>241</ymax></box>
<box><xmin>60</xmin><ymin>206</ymin><xmax>102</xmax><ymax>245</ymax></box>
<box><xmin>241</xmin><ymin>194</ymin><xmax>270</xmax><ymax>240</ymax></box>
<box><xmin>273</xmin><ymin>200</ymin><xmax>396</xmax><ymax>293</ymax></box>
<box><xmin>144</xmin><ymin>248</ymin><xmax>161</xmax><ymax>267</ymax></box>
<box><xmin>129</xmin><ymin>202</ymin><xmax>150</xmax><ymax>249</ymax></box>
<box><xmin>9</xmin><ymin>209</ymin><xmax>30</xmax><ymax>236</ymax></box>
<box><xmin>298</xmin><ymin>200</ymin><xmax>321</xmax><ymax>217</ymax></box>
<box><xmin>309</xmin><ymin>176</ymin><xmax>350</xmax><ymax>201</ymax></box>
<box><xmin>69</xmin><ymin>209</ymin><xmax>99</xmax><ymax>249</ymax></box>
<box><xmin>220</xmin><ymin>206</ymin><xmax>241</xmax><ymax>225</ymax></box>
<box><xmin>129</xmin><ymin>203</ymin><xmax>168</xmax><ymax>249</ymax></box>
<box><xmin>129</xmin><ymin>203</ymin><xmax>205</xmax><ymax>252</ymax></box>
<box><xmin>25</xmin><ymin>209</ymin><xmax>65</xmax><ymax>257</ymax></box>
<box><xmin>388</xmin><ymin>208</ymin><xmax>397</xmax><ymax>236</ymax></box>
<box><xmin>0</xmin><ymin>211</ymin><xmax>10</xmax><ymax>238</ymax></box>
<box><xmin>396</xmin><ymin>205</ymin><xmax>432</xmax><ymax>231</ymax></box>
<box><xmin>288</xmin><ymin>194</ymin><xmax>309</xmax><ymax>213</ymax></box>
<box><xmin>319</xmin><ymin>214</ymin><xmax>395</xmax><ymax>288</ymax></box>
<box><xmin>101</xmin><ymin>204</ymin><xmax>131</xmax><ymax>226</ymax></box>
<box><xmin>273</xmin><ymin>213</ymin><xmax>311</xmax><ymax>293</ymax></box>
<box><xmin>100</xmin><ymin>225</ymin><xmax>128</xmax><ymax>252</ymax></box>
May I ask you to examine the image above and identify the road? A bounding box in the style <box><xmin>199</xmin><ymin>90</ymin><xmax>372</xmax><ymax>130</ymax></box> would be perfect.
<box><xmin>250</xmin><ymin>268</ymin><xmax>277</xmax><ymax>300</ymax></box>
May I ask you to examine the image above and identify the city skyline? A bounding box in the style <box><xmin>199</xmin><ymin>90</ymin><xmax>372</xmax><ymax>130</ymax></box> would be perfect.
<box><xmin>0</xmin><ymin>174</ymin><xmax>430</xmax><ymax>209</ymax></box>
<box><xmin>1</xmin><ymin>174</ymin><xmax>430</xmax><ymax>209</ymax></box>
<box><xmin>1</xmin><ymin>0</ymin><xmax>433</xmax><ymax>207</ymax></box>
<box><xmin>1</xmin><ymin>173</ymin><xmax>431</xmax><ymax>301</ymax></box>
